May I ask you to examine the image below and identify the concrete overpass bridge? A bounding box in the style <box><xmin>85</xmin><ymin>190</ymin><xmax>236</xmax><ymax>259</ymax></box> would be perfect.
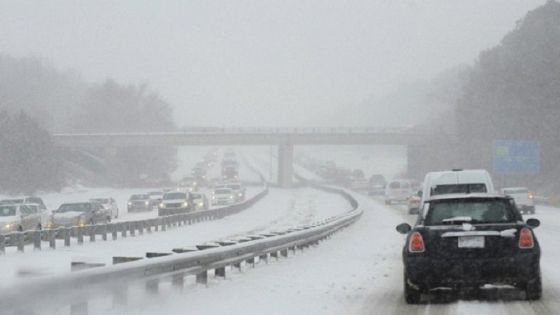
<box><xmin>53</xmin><ymin>127</ymin><xmax>425</xmax><ymax>187</ymax></box>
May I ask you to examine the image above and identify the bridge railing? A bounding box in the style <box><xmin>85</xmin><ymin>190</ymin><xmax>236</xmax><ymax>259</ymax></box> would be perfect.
<box><xmin>53</xmin><ymin>126</ymin><xmax>415</xmax><ymax>137</ymax></box>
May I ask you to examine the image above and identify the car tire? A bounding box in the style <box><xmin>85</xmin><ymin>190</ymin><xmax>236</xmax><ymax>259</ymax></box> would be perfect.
<box><xmin>525</xmin><ymin>275</ymin><xmax>542</xmax><ymax>300</ymax></box>
<box><xmin>17</xmin><ymin>226</ymin><xmax>23</xmax><ymax>232</ymax></box>
<box><xmin>404</xmin><ymin>274</ymin><xmax>422</xmax><ymax>304</ymax></box>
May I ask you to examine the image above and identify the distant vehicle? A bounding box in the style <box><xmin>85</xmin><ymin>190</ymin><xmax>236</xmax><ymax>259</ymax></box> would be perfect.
<box><xmin>158</xmin><ymin>191</ymin><xmax>192</xmax><ymax>216</ymax></box>
<box><xmin>192</xmin><ymin>167</ymin><xmax>208</xmax><ymax>184</ymax></box>
<box><xmin>190</xmin><ymin>192</ymin><xmax>209</xmax><ymax>210</ymax></box>
<box><xmin>420</xmin><ymin>169</ymin><xmax>495</xmax><ymax>205</ymax></box>
<box><xmin>0</xmin><ymin>197</ymin><xmax>47</xmax><ymax>211</ymax></box>
<box><xmin>407</xmin><ymin>194</ymin><xmax>421</xmax><ymax>214</ymax></box>
<box><xmin>384</xmin><ymin>179</ymin><xmax>415</xmax><ymax>204</ymax></box>
<box><xmin>127</xmin><ymin>194</ymin><xmax>152</xmax><ymax>212</ymax></box>
<box><xmin>0</xmin><ymin>204</ymin><xmax>46</xmax><ymax>233</ymax></box>
<box><xmin>368</xmin><ymin>174</ymin><xmax>387</xmax><ymax>196</ymax></box>
<box><xmin>222</xmin><ymin>165</ymin><xmax>239</xmax><ymax>180</ymax></box>
<box><xmin>350</xmin><ymin>177</ymin><xmax>369</xmax><ymax>192</ymax></box>
<box><xmin>209</xmin><ymin>177</ymin><xmax>225</xmax><ymax>188</ymax></box>
<box><xmin>396</xmin><ymin>194</ymin><xmax>541</xmax><ymax>303</ymax></box>
<box><xmin>211</xmin><ymin>188</ymin><xmax>236</xmax><ymax>206</ymax></box>
<box><xmin>90</xmin><ymin>198</ymin><xmax>119</xmax><ymax>218</ymax></box>
<box><xmin>180</xmin><ymin>177</ymin><xmax>199</xmax><ymax>191</ymax></box>
<box><xmin>147</xmin><ymin>191</ymin><xmax>164</xmax><ymax>207</ymax></box>
<box><xmin>502</xmin><ymin>187</ymin><xmax>535</xmax><ymax>214</ymax></box>
<box><xmin>225</xmin><ymin>183</ymin><xmax>246</xmax><ymax>201</ymax></box>
<box><xmin>51</xmin><ymin>202</ymin><xmax>110</xmax><ymax>227</ymax></box>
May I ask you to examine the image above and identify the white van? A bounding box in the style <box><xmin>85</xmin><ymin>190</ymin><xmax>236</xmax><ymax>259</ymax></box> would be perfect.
<box><xmin>385</xmin><ymin>179</ymin><xmax>416</xmax><ymax>204</ymax></box>
<box><xmin>420</xmin><ymin>169</ymin><xmax>495</xmax><ymax>204</ymax></box>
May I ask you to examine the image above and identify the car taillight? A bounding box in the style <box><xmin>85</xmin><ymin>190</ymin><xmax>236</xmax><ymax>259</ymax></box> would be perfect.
<box><xmin>408</xmin><ymin>232</ymin><xmax>425</xmax><ymax>253</ymax></box>
<box><xmin>519</xmin><ymin>228</ymin><xmax>534</xmax><ymax>249</ymax></box>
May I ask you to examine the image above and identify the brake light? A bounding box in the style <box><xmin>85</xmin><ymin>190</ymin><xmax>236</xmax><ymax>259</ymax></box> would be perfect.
<box><xmin>408</xmin><ymin>232</ymin><xmax>425</xmax><ymax>253</ymax></box>
<box><xmin>519</xmin><ymin>228</ymin><xmax>534</xmax><ymax>249</ymax></box>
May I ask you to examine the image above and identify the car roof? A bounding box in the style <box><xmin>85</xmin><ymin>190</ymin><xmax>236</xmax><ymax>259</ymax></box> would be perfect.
<box><xmin>501</xmin><ymin>187</ymin><xmax>528</xmax><ymax>190</ymax></box>
<box><xmin>426</xmin><ymin>193</ymin><xmax>508</xmax><ymax>202</ymax></box>
<box><xmin>424</xmin><ymin>169</ymin><xmax>490</xmax><ymax>185</ymax></box>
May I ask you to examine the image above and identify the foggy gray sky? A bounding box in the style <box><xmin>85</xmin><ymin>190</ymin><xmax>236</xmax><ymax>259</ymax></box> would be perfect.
<box><xmin>0</xmin><ymin>0</ymin><xmax>545</xmax><ymax>127</ymax></box>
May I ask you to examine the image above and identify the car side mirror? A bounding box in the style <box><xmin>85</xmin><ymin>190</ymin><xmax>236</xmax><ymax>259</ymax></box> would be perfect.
<box><xmin>526</xmin><ymin>218</ymin><xmax>540</xmax><ymax>228</ymax></box>
<box><xmin>396</xmin><ymin>223</ymin><xmax>412</xmax><ymax>234</ymax></box>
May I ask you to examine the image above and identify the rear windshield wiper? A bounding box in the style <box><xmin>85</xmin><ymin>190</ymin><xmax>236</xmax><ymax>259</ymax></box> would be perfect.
<box><xmin>440</xmin><ymin>216</ymin><xmax>474</xmax><ymax>225</ymax></box>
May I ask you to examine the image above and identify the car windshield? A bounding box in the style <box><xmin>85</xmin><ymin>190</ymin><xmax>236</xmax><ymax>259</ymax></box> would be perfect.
<box><xmin>58</xmin><ymin>203</ymin><xmax>91</xmax><ymax>213</ymax></box>
<box><xmin>431</xmin><ymin>183</ymin><xmax>487</xmax><ymax>195</ymax></box>
<box><xmin>0</xmin><ymin>205</ymin><xmax>17</xmax><ymax>216</ymax></box>
<box><xmin>214</xmin><ymin>189</ymin><xmax>232</xmax><ymax>194</ymax></box>
<box><xmin>503</xmin><ymin>188</ymin><xmax>529</xmax><ymax>194</ymax></box>
<box><xmin>0</xmin><ymin>199</ymin><xmax>24</xmax><ymax>204</ymax></box>
<box><xmin>91</xmin><ymin>198</ymin><xmax>109</xmax><ymax>204</ymax></box>
<box><xmin>130</xmin><ymin>194</ymin><xmax>149</xmax><ymax>200</ymax></box>
<box><xmin>227</xmin><ymin>184</ymin><xmax>241</xmax><ymax>190</ymax></box>
<box><xmin>425</xmin><ymin>198</ymin><xmax>518</xmax><ymax>225</ymax></box>
<box><xmin>164</xmin><ymin>192</ymin><xmax>186</xmax><ymax>200</ymax></box>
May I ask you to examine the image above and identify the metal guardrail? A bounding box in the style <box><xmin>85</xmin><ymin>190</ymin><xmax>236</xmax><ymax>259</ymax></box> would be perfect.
<box><xmin>0</xmin><ymin>186</ymin><xmax>362</xmax><ymax>314</ymax></box>
<box><xmin>0</xmin><ymin>184</ymin><xmax>269</xmax><ymax>255</ymax></box>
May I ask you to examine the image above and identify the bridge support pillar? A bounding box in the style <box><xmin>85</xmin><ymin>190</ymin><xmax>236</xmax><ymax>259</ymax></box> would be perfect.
<box><xmin>277</xmin><ymin>144</ymin><xmax>293</xmax><ymax>188</ymax></box>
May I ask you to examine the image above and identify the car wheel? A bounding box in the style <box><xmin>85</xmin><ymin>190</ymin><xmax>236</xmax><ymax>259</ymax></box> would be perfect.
<box><xmin>526</xmin><ymin>275</ymin><xmax>542</xmax><ymax>300</ymax></box>
<box><xmin>404</xmin><ymin>274</ymin><xmax>422</xmax><ymax>304</ymax></box>
<box><xmin>17</xmin><ymin>226</ymin><xmax>23</xmax><ymax>232</ymax></box>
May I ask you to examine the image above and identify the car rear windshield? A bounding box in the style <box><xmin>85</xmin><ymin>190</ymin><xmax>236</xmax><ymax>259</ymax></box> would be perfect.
<box><xmin>214</xmin><ymin>189</ymin><xmax>232</xmax><ymax>194</ymax></box>
<box><xmin>227</xmin><ymin>184</ymin><xmax>241</xmax><ymax>190</ymax></box>
<box><xmin>0</xmin><ymin>206</ymin><xmax>17</xmax><ymax>216</ymax></box>
<box><xmin>164</xmin><ymin>192</ymin><xmax>186</xmax><ymax>200</ymax></box>
<box><xmin>0</xmin><ymin>199</ymin><xmax>24</xmax><ymax>204</ymax></box>
<box><xmin>130</xmin><ymin>194</ymin><xmax>149</xmax><ymax>200</ymax></box>
<box><xmin>503</xmin><ymin>188</ymin><xmax>529</xmax><ymax>194</ymax></box>
<box><xmin>431</xmin><ymin>183</ymin><xmax>487</xmax><ymax>195</ymax></box>
<box><xmin>425</xmin><ymin>198</ymin><xmax>518</xmax><ymax>225</ymax></box>
<box><xmin>58</xmin><ymin>203</ymin><xmax>91</xmax><ymax>212</ymax></box>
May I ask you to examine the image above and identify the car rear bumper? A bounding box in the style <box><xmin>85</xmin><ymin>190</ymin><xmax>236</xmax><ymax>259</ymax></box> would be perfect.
<box><xmin>404</xmin><ymin>254</ymin><xmax>540</xmax><ymax>289</ymax></box>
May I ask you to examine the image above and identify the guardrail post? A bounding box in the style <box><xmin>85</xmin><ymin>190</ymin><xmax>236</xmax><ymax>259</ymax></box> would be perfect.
<box><xmin>138</xmin><ymin>221</ymin><xmax>144</xmax><ymax>235</ymax></box>
<box><xmin>111</xmin><ymin>224</ymin><xmax>117</xmax><ymax>240</ymax></box>
<box><xmin>146</xmin><ymin>278</ymin><xmax>159</xmax><ymax>294</ymax></box>
<box><xmin>33</xmin><ymin>230</ymin><xmax>41</xmax><ymax>250</ymax></box>
<box><xmin>64</xmin><ymin>228</ymin><xmax>71</xmax><ymax>247</ymax></box>
<box><xmin>162</xmin><ymin>217</ymin><xmax>167</xmax><ymax>231</ymax></box>
<box><xmin>70</xmin><ymin>262</ymin><xmax>105</xmax><ymax>315</ymax></box>
<box><xmin>259</xmin><ymin>253</ymin><xmax>268</xmax><ymax>264</ymax></box>
<box><xmin>172</xmin><ymin>273</ymin><xmax>185</xmax><ymax>288</ymax></box>
<box><xmin>0</xmin><ymin>234</ymin><xmax>5</xmax><ymax>255</ymax></box>
<box><xmin>129</xmin><ymin>222</ymin><xmax>135</xmax><ymax>237</ymax></box>
<box><xmin>246</xmin><ymin>257</ymin><xmax>255</xmax><ymax>267</ymax></box>
<box><xmin>17</xmin><ymin>232</ymin><xmax>24</xmax><ymax>252</ymax></box>
<box><xmin>196</xmin><ymin>270</ymin><xmax>208</xmax><ymax>285</ymax></box>
<box><xmin>89</xmin><ymin>226</ymin><xmax>96</xmax><ymax>242</ymax></box>
<box><xmin>77</xmin><ymin>227</ymin><xmax>84</xmax><ymax>245</ymax></box>
<box><xmin>154</xmin><ymin>219</ymin><xmax>160</xmax><ymax>232</ymax></box>
<box><xmin>280</xmin><ymin>248</ymin><xmax>288</xmax><ymax>257</ymax></box>
<box><xmin>121</xmin><ymin>223</ymin><xmax>127</xmax><ymax>238</ymax></box>
<box><xmin>215</xmin><ymin>267</ymin><xmax>226</xmax><ymax>278</ymax></box>
<box><xmin>146</xmin><ymin>221</ymin><xmax>152</xmax><ymax>233</ymax></box>
<box><xmin>101</xmin><ymin>225</ymin><xmax>107</xmax><ymax>241</ymax></box>
<box><xmin>48</xmin><ymin>230</ymin><xmax>56</xmax><ymax>249</ymax></box>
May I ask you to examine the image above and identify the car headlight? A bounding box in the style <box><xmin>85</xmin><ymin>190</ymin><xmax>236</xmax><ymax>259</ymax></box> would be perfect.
<box><xmin>229</xmin><ymin>196</ymin><xmax>234</xmax><ymax>199</ymax></box>
<box><xmin>145</xmin><ymin>201</ymin><xmax>149</xmax><ymax>205</ymax></box>
<box><xmin>182</xmin><ymin>202</ymin><xmax>188</xmax><ymax>207</ymax></box>
<box><xmin>212</xmin><ymin>196</ymin><xmax>216</xmax><ymax>199</ymax></box>
<box><xmin>128</xmin><ymin>202</ymin><xmax>132</xmax><ymax>206</ymax></box>
<box><xmin>238</xmin><ymin>193</ymin><xmax>242</xmax><ymax>196</ymax></box>
<box><xmin>160</xmin><ymin>203</ymin><xmax>165</xmax><ymax>208</ymax></box>
<box><xmin>198</xmin><ymin>202</ymin><xmax>204</xmax><ymax>207</ymax></box>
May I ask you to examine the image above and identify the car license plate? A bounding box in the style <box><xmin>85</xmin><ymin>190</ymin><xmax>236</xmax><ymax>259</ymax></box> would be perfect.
<box><xmin>458</xmin><ymin>236</ymin><xmax>485</xmax><ymax>248</ymax></box>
